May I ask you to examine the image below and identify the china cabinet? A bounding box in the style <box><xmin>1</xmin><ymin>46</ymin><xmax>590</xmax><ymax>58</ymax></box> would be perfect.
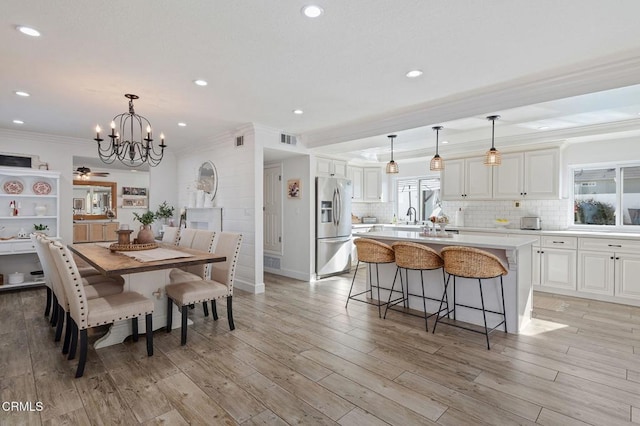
<box><xmin>0</xmin><ymin>166</ymin><xmax>60</xmax><ymax>290</ymax></box>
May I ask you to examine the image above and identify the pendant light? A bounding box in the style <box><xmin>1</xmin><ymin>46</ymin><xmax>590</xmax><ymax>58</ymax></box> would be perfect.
<box><xmin>430</xmin><ymin>126</ymin><xmax>444</xmax><ymax>171</ymax></box>
<box><xmin>484</xmin><ymin>115</ymin><xmax>501</xmax><ymax>166</ymax></box>
<box><xmin>386</xmin><ymin>134</ymin><xmax>399</xmax><ymax>174</ymax></box>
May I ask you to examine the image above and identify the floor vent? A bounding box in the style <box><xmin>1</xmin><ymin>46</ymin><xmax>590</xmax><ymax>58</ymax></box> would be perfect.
<box><xmin>235</xmin><ymin>136</ymin><xmax>244</xmax><ymax>147</ymax></box>
<box><xmin>264</xmin><ymin>255</ymin><xmax>281</xmax><ymax>270</ymax></box>
<box><xmin>280</xmin><ymin>133</ymin><xmax>297</xmax><ymax>146</ymax></box>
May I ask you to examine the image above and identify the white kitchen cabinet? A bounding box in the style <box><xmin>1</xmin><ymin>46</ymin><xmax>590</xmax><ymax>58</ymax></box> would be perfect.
<box><xmin>577</xmin><ymin>237</ymin><xmax>640</xmax><ymax>301</ymax></box>
<box><xmin>0</xmin><ymin>166</ymin><xmax>60</xmax><ymax>291</ymax></box>
<box><xmin>363</xmin><ymin>167</ymin><xmax>382</xmax><ymax>201</ymax></box>
<box><xmin>535</xmin><ymin>236</ymin><xmax>577</xmax><ymax>291</ymax></box>
<box><xmin>441</xmin><ymin>158</ymin><xmax>492</xmax><ymax>200</ymax></box>
<box><xmin>317</xmin><ymin>157</ymin><xmax>347</xmax><ymax>177</ymax></box>
<box><xmin>347</xmin><ymin>166</ymin><xmax>382</xmax><ymax>202</ymax></box>
<box><xmin>493</xmin><ymin>149</ymin><xmax>559</xmax><ymax>200</ymax></box>
<box><xmin>347</xmin><ymin>166</ymin><xmax>364</xmax><ymax>201</ymax></box>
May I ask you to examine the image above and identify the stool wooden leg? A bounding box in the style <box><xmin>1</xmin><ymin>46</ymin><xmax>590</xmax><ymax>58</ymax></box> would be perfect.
<box><xmin>420</xmin><ymin>270</ymin><xmax>428</xmax><ymax>332</ymax></box>
<box><xmin>145</xmin><ymin>313</ymin><xmax>153</xmax><ymax>356</ymax></box>
<box><xmin>383</xmin><ymin>267</ymin><xmax>401</xmax><ymax>319</ymax></box>
<box><xmin>45</xmin><ymin>287</ymin><xmax>52</xmax><ymax>317</ymax></box>
<box><xmin>203</xmin><ymin>301</ymin><xmax>209</xmax><ymax>317</ymax></box>
<box><xmin>132</xmin><ymin>317</ymin><xmax>139</xmax><ymax>342</ymax></box>
<box><xmin>166</xmin><ymin>297</ymin><xmax>173</xmax><ymax>332</ymax></box>
<box><xmin>75</xmin><ymin>329</ymin><xmax>88</xmax><ymax>378</ymax></box>
<box><xmin>181</xmin><ymin>306</ymin><xmax>188</xmax><ymax>346</ymax></box>
<box><xmin>68</xmin><ymin>318</ymin><xmax>78</xmax><ymax>360</ymax></box>
<box><xmin>54</xmin><ymin>305</ymin><xmax>64</xmax><ymax>342</ymax></box>
<box><xmin>433</xmin><ymin>273</ymin><xmax>452</xmax><ymax>334</ymax></box>
<box><xmin>401</xmin><ymin>269</ymin><xmax>407</xmax><ymax>309</ymax></box>
<box><xmin>478</xmin><ymin>279</ymin><xmax>491</xmax><ymax>350</ymax></box>
<box><xmin>375</xmin><ymin>263</ymin><xmax>382</xmax><ymax>318</ymax></box>
<box><xmin>62</xmin><ymin>312</ymin><xmax>72</xmax><ymax>354</ymax></box>
<box><xmin>227</xmin><ymin>297</ymin><xmax>235</xmax><ymax>330</ymax></box>
<box><xmin>442</xmin><ymin>270</ymin><xmax>450</xmax><ymax>319</ymax></box>
<box><xmin>212</xmin><ymin>300</ymin><xmax>218</xmax><ymax>320</ymax></box>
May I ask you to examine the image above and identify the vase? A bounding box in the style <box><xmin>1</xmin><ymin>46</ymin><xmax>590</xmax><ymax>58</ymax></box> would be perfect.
<box><xmin>35</xmin><ymin>204</ymin><xmax>47</xmax><ymax>216</ymax></box>
<box><xmin>137</xmin><ymin>225</ymin><xmax>155</xmax><ymax>244</ymax></box>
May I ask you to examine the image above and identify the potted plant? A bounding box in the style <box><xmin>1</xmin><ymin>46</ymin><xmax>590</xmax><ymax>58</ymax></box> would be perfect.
<box><xmin>132</xmin><ymin>211</ymin><xmax>156</xmax><ymax>244</ymax></box>
<box><xmin>34</xmin><ymin>224</ymin><xmax>49</xmax><ymax>235</ymax></box>
<box><xmin>155</xmin><ymin>201</ymin><xmax>175</xmax><ymax>225</ymax></box>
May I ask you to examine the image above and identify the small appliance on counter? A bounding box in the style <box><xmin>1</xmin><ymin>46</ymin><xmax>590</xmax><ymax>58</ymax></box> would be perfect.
<box><xmin>520</xmin><ymin>216</ymin><xmax>542</xmax><ymax>230</ymax></box>
<box><xmin>361</xmin><ymin>217</ymin><xmax>377</xmax><ymax>224</ymax></box>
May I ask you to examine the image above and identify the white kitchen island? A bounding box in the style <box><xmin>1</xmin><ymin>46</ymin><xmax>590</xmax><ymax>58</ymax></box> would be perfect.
<box><xmin>358</xmin><ymin>231</ymin><xmax>537</xmax><ymax>333</ymax></box>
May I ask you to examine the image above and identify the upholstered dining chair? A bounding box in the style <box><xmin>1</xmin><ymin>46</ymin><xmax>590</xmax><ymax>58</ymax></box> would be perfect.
<box><xmin>48</xmin><ymin>241</ymin><xmax>155</xmax><ymax>378</ymax></box>
<box><xmin>177</xmin><ymin>227</ymin><xmax>198</xmax><ymax>248</ymax></box>
<box><xmin>166</xmin><ymin>232</ymin><xmax>242</xmax><ymax>345</ymax></box>
<box><xmin>161</xmin><ymin>226</ymin><xmax>180</xmax><ymax>245</ymax></box>
<box><xmin>34</xmin><ymin>235</ymin><xmax>124</xmax><ymax>354</ymax></box>
<box><xmin>169</xmin><ymin>229</ymin><xmax>217</xmax><ymax>315</ymax></box>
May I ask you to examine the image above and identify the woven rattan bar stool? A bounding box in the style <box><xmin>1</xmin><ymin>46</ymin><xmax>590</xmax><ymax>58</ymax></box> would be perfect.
<box><xmin>432</xmin><ymin>246</ymin><xmax>508</xmax><ymax>349</ymax></box>
<box><xmin>384</xmin><ymin>242</ymin><xmax>447</xmax><ymax>331</ymax></box>
<box><xmin>346</xmin><ymin>238</ymin><xmax>402</xmax><ymax>318</ymax></box>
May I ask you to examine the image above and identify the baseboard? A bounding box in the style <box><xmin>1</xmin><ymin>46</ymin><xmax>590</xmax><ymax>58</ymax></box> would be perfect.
<box><xmin>234</xmin><ymin>278</ymin><xmax>265</xmax><ymax>294</ymax></box>
<box><xmin>264</xmin><ymin>267</ymin><xmax>312</xmax><ymax>282</ymax></box>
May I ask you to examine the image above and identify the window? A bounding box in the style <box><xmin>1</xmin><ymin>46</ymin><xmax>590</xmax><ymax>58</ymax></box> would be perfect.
<box><xmin>572</xmin><ymin>165</ymin><xmax>640</xmax><ymax>227</ymax></box>
<box><xmin>397</xmin><ymin>177</ymin><xmax>440</xmax><ymax>223</ymax></box>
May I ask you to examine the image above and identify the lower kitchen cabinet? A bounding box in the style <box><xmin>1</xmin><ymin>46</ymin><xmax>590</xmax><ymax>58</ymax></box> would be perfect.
<box><xmin>539</xmin><ymin>248</ymin><xmax>576</xmax><ymax>291</ymax></box>
<box><xmin>73</xmin><ymin>222</ymin><xmax>119</xmax><ymax>243</ymax></box>
<box><xmin>576</xmin><ymin>237</ymin><xmax>640</xmax><ymax>302</ymax></box>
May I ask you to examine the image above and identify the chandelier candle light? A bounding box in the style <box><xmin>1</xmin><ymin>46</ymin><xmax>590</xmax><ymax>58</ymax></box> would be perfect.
<box><xmin>430</xmin><ymin>125</ymin><xmax>444</xmax><ymax>171</ymax></box>
<box><xmin>386</xmin><ymin>134</ymin><xmax>399</xmax><ymax>174</ymax></box>
<box><xmin>94</xmin><ymin>94</ymin><xmax>166</xmax><ymax>167</ymax></box>
<box><xmin>484</xmin><ymin>115</ymin><xmax>501</xmax><ymax>166</ymax></box>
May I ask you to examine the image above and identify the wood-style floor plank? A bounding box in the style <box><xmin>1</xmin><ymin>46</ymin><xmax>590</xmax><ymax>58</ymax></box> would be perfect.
<box><xmin>3</xmin><ymin>273</ymin><xmax>640</xmax><ymax>425</ymax></box>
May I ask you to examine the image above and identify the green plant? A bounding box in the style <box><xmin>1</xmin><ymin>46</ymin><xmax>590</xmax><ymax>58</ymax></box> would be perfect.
<box><xmin>133</xmin><ymin>211</ymin><xmax>156</xmax><ymax>226</ymax></box>
<box><xmin>155</xmin><ymin>201</ymin><xmax>175</xmax><ymax>220</ymax></box>
<box><xmin>33</xmin><ymin>224</ymin><xmax>49</xmax><ymax>231</ymax></box>
<box><xmin>575</xmin><ymin>199</ymin><xmax>615</xmax><ymax>225</ymax></box>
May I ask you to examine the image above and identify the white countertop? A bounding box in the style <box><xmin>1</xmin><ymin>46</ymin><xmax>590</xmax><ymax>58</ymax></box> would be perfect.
<box><xmin>362</xmin><ymin>230</ymin><xmax>537</xmax><ymax>250</ymax></box>
<box><xmin>353</xmin><ymin>223</ymin><xmax>640</xmax><ymax>240</ymax></box>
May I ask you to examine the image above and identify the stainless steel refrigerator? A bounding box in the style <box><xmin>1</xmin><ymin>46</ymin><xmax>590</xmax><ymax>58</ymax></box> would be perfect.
<box><xmin>316</xmin><ymin>176</ymin><xmax>353</xmax><ymax>278</ymax></box>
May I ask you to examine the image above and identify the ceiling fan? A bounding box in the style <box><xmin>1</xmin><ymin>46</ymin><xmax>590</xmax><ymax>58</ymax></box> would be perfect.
<box><xmin>73</xmin><ymin>166</ymin><xmax>110</xmax><ymax>178</ymax></box>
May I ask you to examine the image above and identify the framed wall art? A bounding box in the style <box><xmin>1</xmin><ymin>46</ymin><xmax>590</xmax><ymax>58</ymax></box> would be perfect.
<box><xmin>287</xmin><ymin>178</ymin><xmax>301</xmax><ymax>199</ymax></box>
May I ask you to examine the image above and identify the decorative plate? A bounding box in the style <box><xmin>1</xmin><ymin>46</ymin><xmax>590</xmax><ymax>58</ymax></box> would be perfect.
<box><xmin>3</xmin><ymin>180</ymin><xmax>24</xmax><ymax>194</ymax></box>
<box><xmin>32</xmin><ymin>181</ymin><xmax>52</xmax><ymax>195</ymax></box>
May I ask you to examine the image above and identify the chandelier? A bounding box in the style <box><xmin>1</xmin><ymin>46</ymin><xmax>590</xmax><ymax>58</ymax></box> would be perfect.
<box><xmin>94</xmin><ymin>94</ymin><xmax>166</xmax><ymax>167</ymax></box>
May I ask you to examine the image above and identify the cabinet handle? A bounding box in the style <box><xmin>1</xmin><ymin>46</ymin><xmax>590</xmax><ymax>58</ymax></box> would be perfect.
<box><xmin>552</xmin><ymin>241</ymin><xmax>565</xmax><ymax>244</ymax></box>
<box><xmin>608</xmin><ymin>244</ymin><xmax>622</xmax><ymax>247</ymax></box>
<box><xmin>524</xmin><ymin>193</ymin><xmax>527</xmax><ymax>196</ymax></box>
<box><xmin>610</xmin><ymin>256</ymin><xmax>614</xmax><ymax>260</ymax></box>
<box><xmin>616</xmin><ymin>257</ymin><xmax>620</xmax><ymax>260</ymax></box>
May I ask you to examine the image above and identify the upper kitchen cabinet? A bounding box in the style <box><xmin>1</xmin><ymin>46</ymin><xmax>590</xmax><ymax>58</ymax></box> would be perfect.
<box><xmin>493</xmin><ymin>149</ymin><xmax>559</xmax><ymax>200</ymax></box>
<box><xmin>441</xmin><ymin>158</ymin><xmax>492</xmax><ymax>200</ymax></box>
<box><xmin>347</xmin><ymin>166</ymin><xmax>382</xmax><ymax>202</ymax></box>
<box><xmin>317</xmin><ymin>157</ymin><xmax>347</xmax><ymax>178</ymax></box>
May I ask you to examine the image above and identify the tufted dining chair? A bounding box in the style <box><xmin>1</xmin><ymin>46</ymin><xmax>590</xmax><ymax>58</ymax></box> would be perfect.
<box><xmin>177</xmin><ymin>227</ymin><xmax>198</xmax><ymax>248</ymax></box>
<box><xmin>166</xmin><ymin>232</ymin><xmax>242</xmax><ymax>345</ymax></box>
<box><xmin>161</xmin><ymin>226</ymin><xmax>180</xmax><ymax>245</ymax></box>
<box><xmin>32</xmin><ymin>234</ymin><xmax>124</xmax><ymax>352</ymax></box>
<box><xmin>48</xmin><ymin>241</ymin><xmax>155</xmax><ymax>378</ymax></box>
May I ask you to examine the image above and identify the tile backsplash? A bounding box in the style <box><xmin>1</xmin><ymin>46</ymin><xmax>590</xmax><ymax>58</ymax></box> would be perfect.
<box><xmin>352</xmin><ymin>199</ymin><xmax>571</xmax><ymax>230</ymax></box>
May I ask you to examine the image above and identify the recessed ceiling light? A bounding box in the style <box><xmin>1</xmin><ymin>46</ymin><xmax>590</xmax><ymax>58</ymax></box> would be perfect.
<box><xmin>405</xmin><ymin>70</ymin><xmax>423</xmax><ymax>78</ymax></box>
<box><xmin>178</xmin><ymin>122</ymin><xmax>187</xmax><ymax>127</ymax></box>
<box><xmin>441</xmin><ymin>140</ymin><xmax>449</xmax><ymax>144</ymax></box>
<box><xmin>15</xmin><ymin>91</ymin><xmax>30</xmax><ymax>97</ymax></box>
<box><xmin>17</xmin><ymin>26</ymin><xmax>40</xmax><ymax>37</ymax></box>
<box><xmin>538</xmin><ymin>126</ymin><xmax>550</xmax><ymax>130</ymax></box>
<box><xmin>13</xmin><ymin>119</ymin><xmax>24</xmax><ymax>124</ymax></box>
<box><xmin>193</xmin><ymin>79</ymin><xmax>208</xmax><ymax>86</ymax></box>
<box><xmin>302</xmin><ymin>5</ymin><xmax>324</xmax><ymax>18</ymax></box>
<box><xmin>293</xmin><ymin>109</ymin><xmax>304</xmax><ymax>115</ymax></box>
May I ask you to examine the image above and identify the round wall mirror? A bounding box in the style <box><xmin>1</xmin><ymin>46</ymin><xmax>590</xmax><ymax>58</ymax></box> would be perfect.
<box><xmin>197</xmin><ymin>161</ymin><xmax>218</xmax><ymax>200</ymax></box>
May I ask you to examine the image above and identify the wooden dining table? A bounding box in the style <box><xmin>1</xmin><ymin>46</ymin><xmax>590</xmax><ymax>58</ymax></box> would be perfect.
<box><xmin>68</xmin><ymin>242</ymin><xmax>226</xmax><ymax>348</ymax></box>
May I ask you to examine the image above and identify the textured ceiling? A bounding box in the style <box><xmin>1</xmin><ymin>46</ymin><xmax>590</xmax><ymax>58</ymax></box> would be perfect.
<box><xmin>3</xmin><ymin>1</ymin><xmax>640</xmax><ymax>163</ymax></box>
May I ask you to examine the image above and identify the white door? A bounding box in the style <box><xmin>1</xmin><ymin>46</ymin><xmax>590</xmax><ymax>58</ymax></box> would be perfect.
<box><xmin>441</xmin><ymin>159</ymin><xmax>465</xmax><ymax>200</ymax></box>
<box><xmin>615</xmin><ymin>253</ymin><xmax>640</xmax><ymax>300</ymax></box>
<box><xmin>524</xmin><ymin>149</ymin><xmax>559</xmax><ymax>199</ymax></box>
<box><xmin>263</xmin><ymin>164</ymin><xmax>282</xmax><ymax>254</ymax></box>
<box><xmin>541</xmin><ymin>248</ymin><xmax>576</xmax><ymax>290</ymax></box>
<box><xmin>577</xmin><ymin>251</ymin><xmax>614</xmax><ymax>295</ymax></box>
<box><xmin>493</xmin><ymin>153</ymin><xmax>524</xmax><ymax>199</ymax></box>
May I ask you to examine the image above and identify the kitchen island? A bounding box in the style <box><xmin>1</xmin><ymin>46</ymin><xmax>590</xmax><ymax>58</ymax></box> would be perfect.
<box><xmin>358</xmin><ymin>230</ymin><xmax>537</xmax><ymax>333</ymax></box>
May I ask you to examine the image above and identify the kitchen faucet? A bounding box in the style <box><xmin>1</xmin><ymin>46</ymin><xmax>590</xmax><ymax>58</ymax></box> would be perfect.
<box><xmin>406</xmin><ymin>207</ymin><xmax>417</xmax><ymax>224</ymax></box>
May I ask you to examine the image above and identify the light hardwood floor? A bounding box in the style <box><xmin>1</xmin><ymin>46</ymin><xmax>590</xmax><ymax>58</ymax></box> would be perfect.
<box><xmin>1</xmin><ymin>271</ymin><xmax>640</xmax><ymax>425</ymax></box>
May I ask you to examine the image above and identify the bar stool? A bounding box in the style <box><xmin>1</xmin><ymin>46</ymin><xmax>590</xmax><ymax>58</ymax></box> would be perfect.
<box><xmin>432</xmin><ymin>246</ymin><xmax>508</xmax><ymax>349</ymax></box>
<box><xmin>384</xmin><ymin>242</ymin><xmax>446</xmax><ymax>331</ymax></box>
<box><xmin>346</xmin><ymin>238</ymin><xmax>402</xmax><ymax>318</ymax></box>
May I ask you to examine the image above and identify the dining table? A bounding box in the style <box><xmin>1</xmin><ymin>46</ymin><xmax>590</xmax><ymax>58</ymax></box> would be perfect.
<box><xmin>68</xmin><ymin>242</ymin><xmax>226</xmax><ymax>348</ymax></box>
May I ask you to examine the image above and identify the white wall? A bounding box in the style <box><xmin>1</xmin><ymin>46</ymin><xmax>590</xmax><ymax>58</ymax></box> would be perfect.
<box><xmin>0</xmin><ymin>129</ymin><xmax>177</xmax><ymax>243</ymax></box>
<box><xmin>175</xmin><ymin>125</ymin><xmax>263</xmax><ymax>294</ymax></box>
